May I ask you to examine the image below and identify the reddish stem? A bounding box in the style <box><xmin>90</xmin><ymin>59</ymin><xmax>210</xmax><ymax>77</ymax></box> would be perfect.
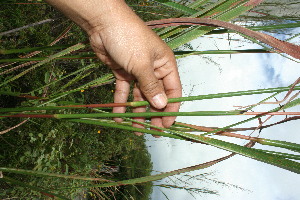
<box><xmin>0</xmin><ymin>114</ymin><xmax>53</xmax><ymax>118</ymax></box>
<box><xmin>18</xmin><ymin>95</ymin><xmax>41</xmax><ymax>100</ymax></box>
<box><xmin>146</xmin><ymin>18</ymin><xmax>300</xmax><ymax>60</ymax></box>
<box><xmin>244</xmin><ymin>112</ymin><xmax>300</xmax><ymax>116</ymax></box>
<box><xmin>176</xmin><ymin>122</ymin><xmax>257</xmax><ymax>141</ymax></box>
<box><xmin>59</xmin><ymin>102</ymin><xmax>129</xmax><ymax>108</ymax></box>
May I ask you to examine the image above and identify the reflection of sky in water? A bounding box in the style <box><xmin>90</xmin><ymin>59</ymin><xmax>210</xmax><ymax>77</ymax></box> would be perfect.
<box><xmin>146</xmin><ymin>27</ymin><xmax>300</xmax><ymax>200</ymax></box>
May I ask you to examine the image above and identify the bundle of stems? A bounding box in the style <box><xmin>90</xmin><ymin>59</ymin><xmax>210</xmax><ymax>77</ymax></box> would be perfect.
<box><xmin>1</xmin><ymin>0</ymin><xmax>300</xmax><ymax>199</ymax></box>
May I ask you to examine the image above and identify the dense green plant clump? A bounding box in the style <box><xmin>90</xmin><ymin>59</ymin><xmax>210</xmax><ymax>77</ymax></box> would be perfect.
<box><xmin>0</xmin><ymin>118</ymin><xmax>152</xmax><ymax>199</ymax></box>
<box><xmin>1</xmin><ymin>0</ymin><xmax>300</xmax><ymax>199</ymax></box>
<box><xmin>0</xmin><ymin>0</ymin><xmax>154</xmax><ymax>199</ymax></box>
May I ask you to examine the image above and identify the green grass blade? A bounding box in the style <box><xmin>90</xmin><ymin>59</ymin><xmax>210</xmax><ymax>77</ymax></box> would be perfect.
<box><xmin>54</xmin><ymin>148</ymin><xmax>233</xmax><ymax>190</ymax></box>
<box><xmin>174</xmin><ymin>49</ymin><xmax>270</xmax><ymax>59</ymax></box>
<box><xmin>153</xmin><ymin>0</ymin><xmax>199</xmax><ymax>15</ymax></box>
<box><xmin>176</xmin><ymin>132</ymin><xmax>300</xmax><ymax>173</ymax></box>
<box><xmin>50</xmin><ymin>110</ymin><xmax>243</xmax><ymax>119</ymax></box>
<box><xmin>69</xmin><ymin>118</ymin><xmax>184</xmax><ymax>140</ymax></box>
<box><xmin>58</xmin><ymin>70</ymin><xmax>93</xmax><ymax>91</ymax></box>
<box><xmin>201</xmin><ymin>98</ymin><xmax>300</xmax><ymax>137</ymax></box>
<box><xmin>49</xmin><ymin>73</ymin><xmax>114</xmax><ymax>98</ymax></box>
<box><xmin>32</xmin><ymin>74</ymin><xmax>114</xmax><ymax>109</ymax></box>
<box><xmin>1</xmin><ymin>176</ymin><xmax>69</xmax><ymax>200</ymax></box>
<box><xmin>157</xmin><ymin>0</ymin><xmax>228</xmax><ymax>37</ymax></box>
<box><xmin>70</xmin><ymin>119</ymin><xmax>300</xmax><ymax>174</ymax></box>
<box><xmin>68</xmin><ymin>100</ymin><xmax>300</xmax><ymax>174</ymax></box>
<box><xmin>159</xmin><ymin>0</ymin><xmax>231</xmax><ymax>38</ymax></box>
<box><xmin>287</xmin><ymin>32</ymin><xmax>300</xmax><ymax>42</ymax></box>
<box><xmin>0</xmin><ymin>54</ymin><xmax>96</xmax><ymax>62</ymax></box>
<box><xmin>30</xmin><ymin>63</ymin><xmax>98</xmax><ymax>94</ymax></box>
<box><xmin>166</xmin><ymin>0</ymin><xmax>262</xmax><ymax>49</ymax></box>
<box><xmin>97</xmin><ymin>98</ymin><xmax>300</xmax><ymax>174</ymax></box>
<box><xmin>0</xmin><ymin>43</ymin><xmax>85</xmax><ymax>87</ymax></box>
<box><xmin>257</xmin><ymin>139</ymin><xmax>300</xmax><ymax>153</ymax></box>
<box><xmin>0</xmin><ymin>44</ymin><xmax>72</xmax><ymax>55</ymax></box>
<box><xmin>0</xmin><ymin>90</ymin><xmax>24</xmax><ymax>97</ymax></box>
<box><xmin>0</xmin><ymin>167</ymin><xmax>110</xmax><ymax>181</ymax></box>
<box><xmin>279</xmin><ymin>98</ymin><xmax>300</xmax><ymax>109</ymax></box>
<box><xmin>1</xmin><ymin>48</ymin><xmax>272</xmax><ymax>63</ymax></box>
<box><xmin>0</xmin><ymin>86</ymin><xmax>298</xmax><ymax>113</ymax></box>
<box><xmin>188</xmin><ymin>0</ymin><xmax>211</xmax><ymax>9</ymax></box>
<box><xmin>132</xmin><ymin>86</ymin><xmax>300</xmax><ymax>107</ymax></box>
<box><xmin>261</xmin><ymin>150</ymin><xmax>300</xmax><ymax>160</ymax></box>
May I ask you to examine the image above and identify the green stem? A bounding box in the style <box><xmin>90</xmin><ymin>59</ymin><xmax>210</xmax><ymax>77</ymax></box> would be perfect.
<box><xmin>174</xmin><ymin>49</ymin><xmax>271</xmax><ymax>56</ymax></box>
<box><xmin>0</xmin><ymin>44</ymin><xmax>73</xmax><ymax>55</ymax></box>
<box><xmin>0</xmin><ymin>48</ymin><xmax>273</xmax><ymax>63</ymax></box>
<box><xmin>1</xmin><ymin>176</ymin><xmax>69</xmax><ymax>200</ymax></box>
<box><xmin>0</xmin><ymin>110</ymin><xmax>242</xmax><ymax>119</ymax></box>
<box><xmin>132</xmin><ymin>86</ymin><xmax>300</xmax><ymax>107</ymax></box>
<box><xmin>261</xmin><ymin>150</ymin><xmax>300</xmax><ymax>160</ymax></box>
<box><xmin>0</xmin><ymin>167</ymin><xmax>111</xmax><ymax>182</ymax></box>
<box><xmin>29</xmin><ymin>63</ymin><xmax>99</xmax><ymax>94</ymax></box>
<box><xmin>0</xmin><ymin>85</ymin><xmax>299</xmax><ymax>113</ymax></box>
<box><xmin>56</xmin><ymin>153</ymin><xmax>234</xmax><ymax>190</ymax></box>
<box><xmin>2</xmin><ymin>110</ymin><xmax>298</xmax><ymax>119</ymax></box>
<box><xmin>0</xmin><ymin>43</ymin><xmax>86</xmax><ymax>87</ymax></box>
<box><xmin>201</xmin><ymin>98</ymin><xmax>300</xmax><ymax>136</ymax></box>
<box><xmin>0</xmin><ymin>55</ymin><xmax>97</xmax><ymax>62</ymax></box>
<box><xmin>57</xmin><ymin>110</ymin><xmax>240</xmax><ymax>118</ymax></box>
<box><xmin>177</xmin><ymin>132</ymin><xmax>300</xmax><ymax>173</ymax></box>
<box><xmin>68</xmin><ymin>119</ymin><xmax>184</xmax><ymax>140</ymax></box>
<box><xmin>257</xmin><ymin>139</ymin><xmax>300</xmax><ymax>153</ymax></box>
<box><xmin>70</xmin><ymin>119</ymin><xmax>300</xmax><ymax>174</ymax></box>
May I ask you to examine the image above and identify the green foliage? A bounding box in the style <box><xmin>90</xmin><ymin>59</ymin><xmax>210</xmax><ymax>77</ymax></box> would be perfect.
<box><xmin>0</xmin><ymin>116</ymin><xmax>153</xmax><ymax>198</ymax></box>
<box><xmin>0</xmin><ymin>0</ymin><xmax>300</xmax><ymax>199</ymax></box>
<box><xmin>118</xmin><ymin>144</ymin><xmax>153</xmax><ymax>200</ymax></box>
<box><xmin>0</xmin><ymin>4</ymin><xmax>55</xmax><ymax>49</ymax></box>
<box><xmin>0</xmin><ymin>1</ymin><xmax>154</xmax><ymax>199</ymax></box>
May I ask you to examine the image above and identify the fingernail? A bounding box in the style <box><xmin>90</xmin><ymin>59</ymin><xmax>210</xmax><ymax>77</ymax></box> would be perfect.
<box><xmin>153</xmin><ymin>135</ymin><xmax>161</xmax><ymax>138</ymax></box>
<box><xmin>152</xmin><ymin>93</ymin><xmax>167</xmax><ymax>109</ymax></box>
<box><xmin>134</xmin><ymin>132</ymin><xmax>143</xmax><ymax>136</ymax></box>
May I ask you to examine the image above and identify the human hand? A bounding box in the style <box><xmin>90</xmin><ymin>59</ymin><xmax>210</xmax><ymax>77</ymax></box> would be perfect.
<box><xmin>45</xmin><ymin>0</ymin><xmax>182</xmax><ymax>134</ymax></box>
<box><xmin>87</xmin><ymin>2</ymin><xmax>182</xmax><ymax>134</ymax></box>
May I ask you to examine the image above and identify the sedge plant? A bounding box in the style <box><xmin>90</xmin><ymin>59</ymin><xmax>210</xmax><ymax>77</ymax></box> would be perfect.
<box><xmin>1</xmin><ymin>0</ymin><xmax>300</xmax><ymax>199</ymax></box>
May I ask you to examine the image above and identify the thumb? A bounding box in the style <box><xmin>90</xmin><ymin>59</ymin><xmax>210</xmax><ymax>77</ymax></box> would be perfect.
<box><xmin>135</xmin><ymin>69</ymin><xmax>168</xmax><ymax>109</ymax></box>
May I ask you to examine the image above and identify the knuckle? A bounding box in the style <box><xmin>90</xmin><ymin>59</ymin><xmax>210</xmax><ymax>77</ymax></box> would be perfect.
<box><xmin>114</xmin><ymin>88</ymin><xmax>127</xmax><ymax>96</ymax></box>
<box><xmin>140</xmin><ymin>80</ymin><xmax>160</xmax><ymax>95</ymax></box>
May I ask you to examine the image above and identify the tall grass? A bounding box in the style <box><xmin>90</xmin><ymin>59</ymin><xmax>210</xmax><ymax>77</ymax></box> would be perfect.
<box><xmin>1</xmin><ymin>0</ymin><xmax>300</xmax><ymax>199</ymax></box>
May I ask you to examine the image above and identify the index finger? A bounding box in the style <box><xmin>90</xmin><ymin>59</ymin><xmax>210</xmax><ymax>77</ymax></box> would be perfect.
<box><xmin>113</xmin><ymin>79</ymin><xmax>130</xmax><ymax>123</ymax></box>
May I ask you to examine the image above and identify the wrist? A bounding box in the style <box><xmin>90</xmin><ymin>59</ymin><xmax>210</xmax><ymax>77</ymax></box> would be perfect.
<box><xmin>80</xmin><ymin>0</ymin><xmax>131</xmax><ymax>34</ymax></box>
<box><xmin>46</xmin><ymin>0</ymin><xmax>129</xmax><ymax>34</ymax></box>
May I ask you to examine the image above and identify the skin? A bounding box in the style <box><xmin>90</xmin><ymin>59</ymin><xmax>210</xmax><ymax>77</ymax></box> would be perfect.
<box><xmin>45</xmin><ymin>0</ymin><xmax>182</xmax><ymax>135</ymax></box>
